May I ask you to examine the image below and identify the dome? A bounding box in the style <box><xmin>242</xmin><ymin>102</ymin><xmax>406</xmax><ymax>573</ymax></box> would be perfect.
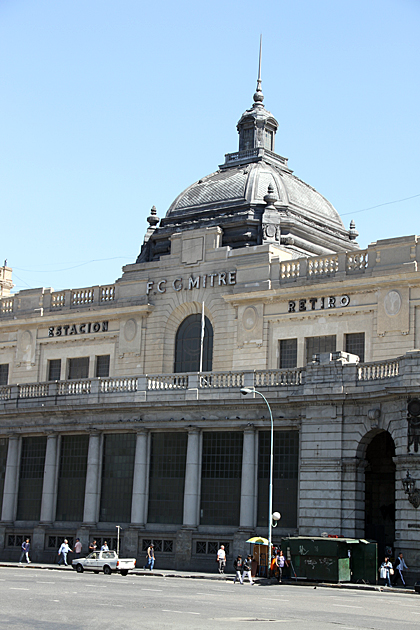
<box><xmin>166</xmin><ymin>160</ymin><xmax>345</xmax><ymax>232</ymax></box>
<box><xmin>136</xmin><ymin>77</ymin><xmax>359</xmax><ymax>263</ymax></box>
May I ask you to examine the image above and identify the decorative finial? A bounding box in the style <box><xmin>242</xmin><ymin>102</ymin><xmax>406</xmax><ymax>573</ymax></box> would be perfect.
<box><xmin>253</xmin><ymin>34</ymin><xmax>264</xmax><ymax>105</ymax></box>
<box><xmin>264</xmin><ymin>183</ymin><xmax>277</xmax><ymax>208</ymax></box>
<box><xmin>147</xmin><ymin>205</ymin><xmax>159</xmax><ymax>227</ymax></box>
<box><xmin>349</xmin><ymin>219</ymin><xmax>358</xmax><ymax>241</ymax></box>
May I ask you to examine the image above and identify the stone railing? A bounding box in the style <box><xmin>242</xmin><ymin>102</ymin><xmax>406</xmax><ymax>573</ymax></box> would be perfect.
<box><xmin>100</xmin><ymin>377</ymin><xmax>137</xmax><ymax>393</ymax></box>
<box><xmin>255</xmin><ymin>369</ymin><xmax>304</xmax><ymax>387</ymax></box>
<box><xmin>50</xmin><ymin>285</ymin><xmax>116</xmax><ymax>309</ymax></box>
<box><xmin>0</xmin><ymin>297</ymin><xmax>14</xmax><ymax>314</ymax></box>
<box><xmin>57</xmin><ymin>380</ymin><xmax>92</xmax><ymax>395</ymax></box>
<box><xmin>280</xmin><ymin>249</ymin><xmax>369</xmax><ymax>282</ymax></box>
<box><xmin>0</xmin><ymin>357</ymin><xmax>411</xmax><ymax>408</ymax></box>
<box><xmin>357</xmin><ymin>359</ymin><xmax>400</xmax><ymax>381</ymax></box>
<box><xmin>147</xmin><ymin>374</ymin><xmax>189</xmax><ymax>390</ymax></box>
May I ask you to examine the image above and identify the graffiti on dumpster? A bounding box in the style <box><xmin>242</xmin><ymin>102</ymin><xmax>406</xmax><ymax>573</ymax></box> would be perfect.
<box><xmin>299</xmin><ymin>545</ymin><xmax>309</xmax><ymax>555</ymax></box>
<box><xmin>304</xmin><ymin>557</ymin><xmax>334</xmax><ymax>572</ymax></box>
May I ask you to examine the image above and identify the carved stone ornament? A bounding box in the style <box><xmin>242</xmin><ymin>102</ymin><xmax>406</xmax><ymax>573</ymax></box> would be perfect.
<box><xmin>408</xmin><ymin>490</ymin><xmax>420</xmax><ymax>509</ymax></box>
<box><xmin>407</xmin><ymin>400</ymin><xmax>420</xmax><ymax>453</ymax></box>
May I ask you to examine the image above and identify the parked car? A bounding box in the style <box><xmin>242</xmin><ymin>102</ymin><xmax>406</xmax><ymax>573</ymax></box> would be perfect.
<box><xmin>72</xmin><ymin>550</ymin><xmax>136</xmax><ymax>576</ymax></box>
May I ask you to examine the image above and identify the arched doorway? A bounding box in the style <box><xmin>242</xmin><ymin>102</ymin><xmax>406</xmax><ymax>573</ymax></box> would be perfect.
<box><xmin>364</xmin><ymin>431</ymin><xmax>395</xmax><ymax>558</ymax></box>
<box><xmin>174</xmin><ymin>314</ymin><xmax>213</xmax><ymax>373</ymax></box>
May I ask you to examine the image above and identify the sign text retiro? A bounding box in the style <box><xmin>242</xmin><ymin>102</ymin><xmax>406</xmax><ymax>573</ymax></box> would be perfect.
<box><xmin>146</xmin><ymin>271</ymin><xmax>237</xmax><ymax>295</ymax></box>
<box><xmin>288</xmin><ymin>295</ymin><xmax>350</xmax><ymax>312</ymax></box>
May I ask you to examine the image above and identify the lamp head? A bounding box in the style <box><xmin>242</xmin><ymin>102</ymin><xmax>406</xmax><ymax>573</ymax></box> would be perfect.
<box><xmin>272</xmin><ymin>511</ymin><xmax>281</xmax><ymax>522</ymax></box>
<box><xmin>240</xmin><ymin>387</ymin><xmax>254</xmax><ymax>395</ymax></box>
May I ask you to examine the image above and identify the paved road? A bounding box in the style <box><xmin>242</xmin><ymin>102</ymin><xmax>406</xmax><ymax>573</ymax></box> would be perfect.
<box><xmin>1</xmin><ymin>566</ymin><xmax>419</xmax><ymax>630</ymax></box>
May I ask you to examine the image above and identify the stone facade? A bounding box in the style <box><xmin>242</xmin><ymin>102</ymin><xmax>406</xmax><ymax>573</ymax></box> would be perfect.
<box><xmin>1</xmin><ymin>79</ymin><xmax>420</xmax><ymax>579</ymax></box>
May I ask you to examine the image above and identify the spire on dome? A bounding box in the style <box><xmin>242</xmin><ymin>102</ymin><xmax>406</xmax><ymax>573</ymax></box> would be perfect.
<box><xmin>253</xmin><ymin>34</ymin><xmax>264</xmax><ymax>105</ymax></box>
<box><xmin>236</xmin><ymin>36</ymin><xmax>278</xmax><ymax>153</ymax></box>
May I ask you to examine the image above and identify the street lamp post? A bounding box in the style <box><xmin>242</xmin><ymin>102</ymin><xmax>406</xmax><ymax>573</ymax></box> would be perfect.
<box><xmin>241</xmin><ymin>386</ymin><xmax>275</xmax><ymax>576</ymax></box>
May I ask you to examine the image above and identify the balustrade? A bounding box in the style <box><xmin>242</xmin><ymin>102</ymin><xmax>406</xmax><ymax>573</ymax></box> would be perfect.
<box><xmin>57</xmin><ymin>380</ymin><xmax>92</xmax><ymax>395</ymax></box>
<box><xmin>280</xmin><ymin>261</ymin><xmax>300</xmax><ymax>279</ymax></box>
<box><xmin>18</xmin><ymin>383</ymin><xmax>49</xmax><ymax>398</ymax></box>
<box><xmin>1</xmin><ymin>298</ymin><xmax>14</xmax><ymax>314</ymax></box>
<box><xmin>308</xmin><ymin>255</ymin><xmax>338</xmax><ymax>276</ymax></box>
<box><xmin>255</xmin><ymin>369</ymin><xmax>304</xmax><ymax>387</ymax></box>
<box><xmin>100</xmin><ymin>377</ymin><xmax>137</xmax><ymax>393</ymax></box>
<box><xmin>199</xmin><ymin>372</ymin><xmax>243</xmax><ymax>388</ymax></box>
<box><xmin>357</xmin><ymin>359</ymin><xmax>400</xmax><ymax>381</ymax></box>
<box><xmin>147</xmin><ymin>374</ymin><xmax>189</xmax><ymax>390</ymax></box>
<box><xmin>51</xmin><ymin>292</ymin><xmax>65</xmax><ymax>308</ymax></box>
<box><xmin>347</xmin><ymin>250</ymin><xmax>368</xmax><ymax>271</ymax></box>
<box><xmin>72</xmin><ymin>288</ymin><xmax>95</xmax><ymax>305</ymax></box>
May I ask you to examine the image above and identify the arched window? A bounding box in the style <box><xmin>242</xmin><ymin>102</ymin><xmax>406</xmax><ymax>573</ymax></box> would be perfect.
<box><xmin>174</xmin><ymin>314</ymin><xmax>213</xmax><ymax>373</ymax></box>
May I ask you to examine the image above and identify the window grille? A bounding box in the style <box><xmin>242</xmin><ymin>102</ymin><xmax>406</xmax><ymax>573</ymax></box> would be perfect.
<box><xmin>16</xmin><ymin>437</ymin><xmax>47</xmax><ymax>521</ymax></box>
<box><xmin>56</xmin><ymin>435</ymin><xmax>89</xmax><ymax>522</ymax></box>
<box><xmin>99</xmin><ymin>433</ymin><xmax>136</xmax><ymax>523</ymax></box>
<box><xmin>48</xmin><ymin>359</ymin><xmax>61</xmax><ymax>381</ymax></box>
<box><xmin>200</xmin><ymin>432</ymin><xmax>243</xmax><ymax>527</ymax></box>
<box><xmin>305</xmin><ymin>335</ymin><xmax>336</xmax><ymax>363</ymax></box>
<box><xmin>345</xmin><ymin>332</ymin><xmax>365</xmax><ymax>362</ymax></box>
<box><xmin>0</xmin><ymin>364</ymin><xmax>9</xmax><ymax>386</ymax></box>
<box><xmin>96</xmin><ymin>355</ymin><xmax>110</xmax><ymax>378</ymax></box>
<box><xmin>68</xmin><ymin>357</ymin><xmax>89</xmax><ymax>380</ymax></box>
<box><xmin>148</xmin><ymin>432</ymin><xmax>187</xmax><ymax>524</ymax></box>
<box><xmin>279</xmin><ymin>339</ymin><xmax>297</xmax><ymax>369</ymax></box>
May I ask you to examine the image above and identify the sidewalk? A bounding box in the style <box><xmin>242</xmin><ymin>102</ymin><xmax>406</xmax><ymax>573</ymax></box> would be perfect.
<box><xmin>0</xmin><ymin>561</ymin><xmax>417</xmax><ymax>594</ymax></box>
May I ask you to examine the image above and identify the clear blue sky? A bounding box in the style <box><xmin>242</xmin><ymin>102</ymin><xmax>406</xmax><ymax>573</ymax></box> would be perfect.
<box><xmin>1</xmin><ymin>0</ymin><xmax>419</xmax><ymax>293</ymax></box>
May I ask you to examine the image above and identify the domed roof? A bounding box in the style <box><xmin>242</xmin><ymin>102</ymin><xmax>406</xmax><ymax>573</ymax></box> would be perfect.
<box><xmin>166</xmin><ymin>159</ymin><xmax>345</xmax><ymax>231</ymax></box>
<box><xmin>136</xmin><ymin>70</ymin><xmax>359</xmax><ymax>263</ymax></box>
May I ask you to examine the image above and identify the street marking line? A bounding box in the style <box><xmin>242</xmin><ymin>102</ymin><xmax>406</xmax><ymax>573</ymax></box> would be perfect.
<box><xmin>142</xmin><ymin>588</ymin><xmax>163</xmax><ymax>592</ymax></box>
<box><xmin>37</xmin><ymin>581</ymin><xmax>55</xmax><ymax>584</ymax></box>
<box><xmin>332</xmin><ymin>604</ymin><xmax>363</xmax><ymax>609</ymax></box>
<box><xmin>10</xmin><ymin>588</ymin><xmax>30</xmax><ymax>591</ymax></box>
<box><xmin>162</xmin><ymin>610</ymin><xmax>200</xmax><ymax>615</ymax></box>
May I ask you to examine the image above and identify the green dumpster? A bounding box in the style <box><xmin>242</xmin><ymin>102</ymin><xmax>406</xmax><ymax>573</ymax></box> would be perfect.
<box><xmin>282</xmin><ymin>536</ymin><xmax>377</xmax><ymax>583</ymax></box>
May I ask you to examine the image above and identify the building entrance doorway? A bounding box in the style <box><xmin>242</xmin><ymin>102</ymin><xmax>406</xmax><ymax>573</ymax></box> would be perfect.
<box><xmin>364</xmin><ymin>431</ymin><xmax>395</xmax><ymax>559</ymax></box>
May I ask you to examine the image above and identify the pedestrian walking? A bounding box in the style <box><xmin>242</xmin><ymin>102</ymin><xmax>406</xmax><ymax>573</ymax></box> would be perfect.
<box><xmin>233</xmin><ymin>555</ymin><xmax>243</xmax><ymax>584</ymax></box>
<box><xmin>393</xmin><ymin>552</ymin><xmax>409</xmax><ymax>587</ymax></box>
<box><xmin>89</xmin><ymin>540</ymin><xmax>97</xmax><ymax>553</ymax></box>
<box><xmin>379</xmin><ymin>557</ymin><xmax>393</xmax><ymax>587</ymax></box>
<box><xmin>242</xmin><ymin>555</ymin><xmax>254</xmax><ymax>585</ymax></box>
<box><xmin>276</xmin><ymin>550</ymin><xmax>285</xmax><ymax>583</ymax></box>
<box><xmin>19</xmin><ymin>538</ymin><xmax>31</xmax><ymax>564</ymax></box>
<box><xmin>58</xmin><ymin>539</ymin><xmax>72</xmax><ymax>566</ymax></box>
<box><xmin>217</xmin><ymin>544</ymin><xmax>226</xmax><ymax>574</ymax></box>
<box><xmin>74</xmin><ymin>538</ymin><xmax>82</xmax><ymax>559</ymax></box>
<box><xmin>145</xmin><ymin>543</ymin><xmax>155</xmax><ymax>570</ymax></box>
<box><xmin>101</xmin><ymin>541</ymin><xmax>109</xmax><ymax>551</ymax></box>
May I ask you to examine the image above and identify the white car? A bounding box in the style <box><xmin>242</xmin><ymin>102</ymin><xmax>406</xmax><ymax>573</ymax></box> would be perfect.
<box><xmin>72</xmin><ymin>550</ymin><xmax>136</xmax><ymax>576</ymax></box>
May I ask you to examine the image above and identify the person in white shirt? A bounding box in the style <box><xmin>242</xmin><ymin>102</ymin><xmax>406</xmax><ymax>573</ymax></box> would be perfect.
<box><xmin>101</xmin><ymin>541</ymin><xmax>109</xmax><ymax>551</ymax></box>
<box><xmin>58</xmin><ymin>539</ymin><xmax>72</xmax><ymax>566</ymax></box>
<box><xmin>217</xmin><ymin>545</ymin><xmax>226</xmax><ymax>574</ymax></box>
<box><xmin>74</xmin><ymin>538</ymin><xmax>82</xmax><ymax>559</ymax></box>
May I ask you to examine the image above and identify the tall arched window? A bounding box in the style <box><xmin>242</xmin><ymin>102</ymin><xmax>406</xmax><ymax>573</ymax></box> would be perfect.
<box><xmin>174</xmin><ymin>314</ymin><xmax>213</xmax><ymax>373</ymax></box>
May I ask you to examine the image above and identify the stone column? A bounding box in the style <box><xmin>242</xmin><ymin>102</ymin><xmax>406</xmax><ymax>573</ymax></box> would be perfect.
<box><xmin>183</xmin><ymin>428</ymin><xmax>201</xmax><ymax>527</ymax></box>
<box><xmin>130</xmin><ymin>430</ymin><xmax>148</xmax><ymax>526</ymax></box>
<box><xmin>83</xmin><ymin>432</ymin><xmax>102</xmax><ymax>525</ymax></box>
<box><xmin>39</xmin><ymin>433</ymin><xmax>59</xmax><ymax>524</ymax></box>
<box><xmin>239</xmin><ymin>425</ymin><xmax>256</xmax><ymax>529</ymax></box>
<box><xmin>1</xmin><ymin>435</ymin><xmax>20</xmax><ymax>523</ymax></box>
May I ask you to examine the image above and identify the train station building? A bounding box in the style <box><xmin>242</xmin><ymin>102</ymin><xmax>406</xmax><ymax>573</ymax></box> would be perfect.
<box><xmin>1</xmin><ymin>75</ymin><xmax>420</xmax><ymax>575</ymax></box>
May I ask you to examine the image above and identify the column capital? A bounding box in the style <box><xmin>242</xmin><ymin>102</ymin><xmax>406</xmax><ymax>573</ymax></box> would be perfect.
<box><xmin>243</xmin><ymin>423</ymin><xmax>255</xmax><ymax>434</ymax></box>
<box><xmin>186</xmin><ymin>425</ymin><xmax>200</xmax><ymax>435</ymax></box>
